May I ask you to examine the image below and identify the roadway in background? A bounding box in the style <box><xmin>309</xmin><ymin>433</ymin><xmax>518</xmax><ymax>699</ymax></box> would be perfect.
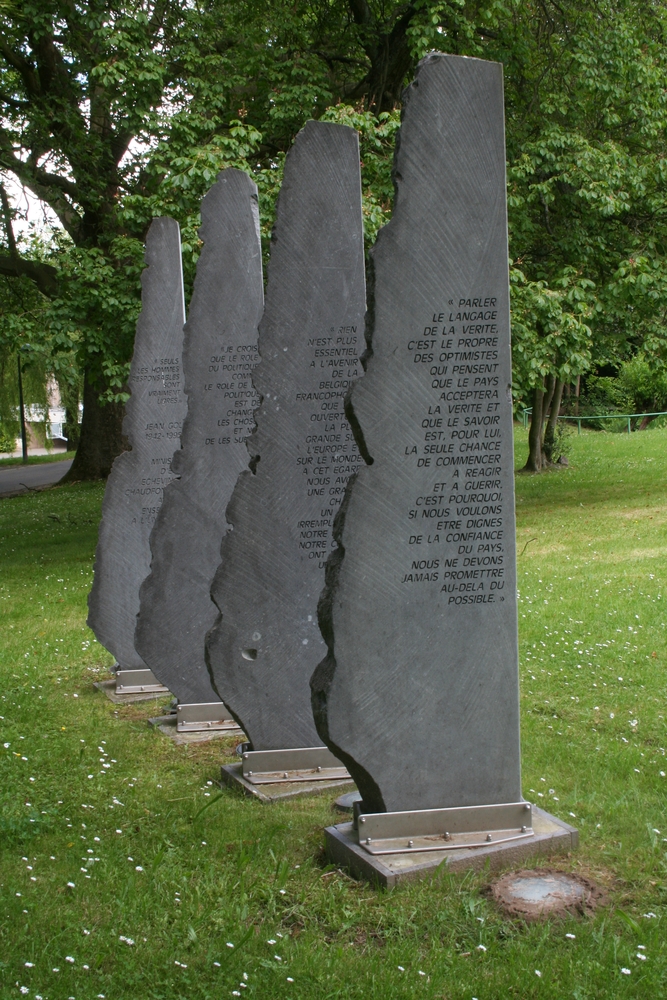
<box><xmin>0</xmin><ymin>459</ymin><xmax>73</xmax><ymax>499</ymax></box>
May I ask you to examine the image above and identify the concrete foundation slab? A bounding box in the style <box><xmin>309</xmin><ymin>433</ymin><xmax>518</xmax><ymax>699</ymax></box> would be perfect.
<box><xmin>324</xmin><ymin>806</ymin><xmax>578</xmax><ymax>888</ymax></box>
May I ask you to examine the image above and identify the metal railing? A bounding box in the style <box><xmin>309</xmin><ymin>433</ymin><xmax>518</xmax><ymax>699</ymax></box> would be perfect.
<box><xmin>519</xmin><ymin>408</ymin><xmax>667</xmax><ymax>434</ymax></box>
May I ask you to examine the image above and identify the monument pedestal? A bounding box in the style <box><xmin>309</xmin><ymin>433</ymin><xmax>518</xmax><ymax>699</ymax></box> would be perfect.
<box><xmin>94</xmin><ymin>666</ymin><xmax>170</xmax><ymax>704</ymax></box>
<box><xmin>325</xmin><ymin>806</ymin><xmax>578</xmax><ymax>888</ymax></box>
<box><xmin>115</xmin><ymin>668</ymin><xmax>169</xmax><ymax>696</ymax></box>
<box><xmin>176</xmin><ymin>701</ymin><xmax>239</xmax><ymax>733</ymax></box>
<box><xmin>221</xmin><ymin>746</ymin><xmax>354</xmax><ymax>802</ymax></box>
<box><xmin>148</xmin><ymin>712</ymin><xmax>243</xmax><ymax>745</ymax></box>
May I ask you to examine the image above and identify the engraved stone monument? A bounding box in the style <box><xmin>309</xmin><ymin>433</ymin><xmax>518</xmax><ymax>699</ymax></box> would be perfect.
<box><xmin>135</xmin><ymin>170</ymin><xmax>263</xmax><ymax>732</ymax></box>
<box><xmin>206</xmin><ymin>121</ymin><xmax>365</xmax><ymax>795</ymax></box>
<box><xmin>311</xmin><ymin>54</ymin><xmax>578</xmax><ymax>884</ymax></box>
<box><xmin>88</xmin><ymin>217</ymin><xmax>187</xmax><ymax>696</ymax></box>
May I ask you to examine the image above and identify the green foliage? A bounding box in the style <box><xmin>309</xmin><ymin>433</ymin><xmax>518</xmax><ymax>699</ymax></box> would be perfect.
<box><xmin>500</xmin><ymin>0</ymin><xmax>667</xmax><ymax>389</ymax></box>
<box><xmin>45</xmin><ymin>236</ymin><xmax>147</xmax><ymax>403</ymax></box>
<box><xmin>320</xmin><ymin>106</ymin><xmax>401</xmax><ymax>246</ymax></box>
<box><xmin>0</xmin><ymin>276</ymin><xmax>51</xmax><ymax>446</ymax></box>
<box><xmin>588</xmin><ymin>356</ymin><xmax>667</xmax><ymax>418</ymax></box>
<box><xmin>510</xmin><ymin>265</ymin><xmax>595</xmax><ymax>410</ymax></box>
<box><xmin>3</xmin><ymin>0</ymin><xmax>667</xmax><ymax>423</ymax></box>
<box><xmin>0</xmin><ymin>422</ymin><xmax>15</xmax><ymax>453</ymax></box>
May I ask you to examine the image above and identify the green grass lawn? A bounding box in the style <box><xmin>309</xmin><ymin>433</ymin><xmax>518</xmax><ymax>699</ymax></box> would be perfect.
<box><xmin>1</xmin><ymin>427</ymin><xmax>666</xmax><ymax>1000</ymax></box>
<box><xmin>0</xmin><ymin>451</ymin><xmax>76</xmax><ymax>468</ymax></box>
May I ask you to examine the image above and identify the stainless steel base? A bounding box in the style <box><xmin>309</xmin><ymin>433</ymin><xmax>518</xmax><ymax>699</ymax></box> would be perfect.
<box><xmin>357</xmin><ymin>801</ymin><xmax>533</xmax><ymax>856</ymax></box>
<box><xmin>240</xmin><ymin>746</ymin><xmax>350</xmax><ymax>785</ymax></box>
<box><xmin>221</xmin><ymin>760</ymin><xmax>354</xmax><ymax>803</ymax></box>
<box><xmin>115</xmin><ymin>668</ymin><xmax>170</xmax><ymax>696</ymax></box>
<box><xmin>325</xmin><ymin>806</ymin><xmax>578</xmax><ymax>888</ymax></box>
<box><xmin>176</xmin><ymin>702</ymin><xmax>239</xmax><ymax>732</ymax></box>
<box><xmin>148</xmin><ymin>713</ymin><xmax>243</xmax><ymax>745</ymax></box>
<box><xmin>93</xmin><ymin>678</ymin><xmax>171</xmax><ymax>704</ymax></box>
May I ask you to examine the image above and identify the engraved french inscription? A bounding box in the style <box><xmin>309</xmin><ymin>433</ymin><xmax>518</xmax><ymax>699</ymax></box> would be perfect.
<box><xmin>206</xmin><ymin>122</ymin><xmax>366</xmax><ymax>750</ymax></box>
<box><xmin>312</xmin><ymin>54</ymin><xmax>522</xmax><ymax>814</ymax></box>
<box><xmin>135</xmin><ymin>170</ymin><xmax>264</xmax><ymax>706</ymax></box>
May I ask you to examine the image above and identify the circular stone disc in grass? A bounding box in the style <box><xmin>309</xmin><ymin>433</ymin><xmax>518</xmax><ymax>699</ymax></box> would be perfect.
<box><xmin>334</xmin><ymin>791</ymin><xmax>362</xmax><ymax>813</ymax></box>
<box><xmin>491</xmin><ymin>869</ymin><xmax>604</xmax><ymax>920</ymax></box>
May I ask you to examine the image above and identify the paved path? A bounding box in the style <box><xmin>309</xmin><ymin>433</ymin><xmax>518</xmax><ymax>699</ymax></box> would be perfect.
<box><xmin>0</xmin><ymin>459</ymin><xmax>73</xmax><ymax>498</ymax></box>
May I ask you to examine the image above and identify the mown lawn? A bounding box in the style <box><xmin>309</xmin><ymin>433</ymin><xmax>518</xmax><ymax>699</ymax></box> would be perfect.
<box><xmin>1</xmin><ymin>426</ymin><xmax>666</xmax><ymax>1000</ymax></box>
<box><xmin>0</xmin><ymin>452</ymin><xmax>76</xmax><ymax>468</ymax></box>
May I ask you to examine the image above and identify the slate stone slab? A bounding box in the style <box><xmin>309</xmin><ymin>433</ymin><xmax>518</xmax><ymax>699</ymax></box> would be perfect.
<box><xmin>206</xmin><ymin>121</ymin><xmax>366</xmax><ymax>750</ymax></box>
<box><xmin>88</xmin><ymin>218</ymin><xmax>187</xmax><ymax>669</ymax></box>
<box><xmin>312</xmin><ymin>54</ymin><xmax>522</xmax><ymax>813</ymax></box>
<box><xmin>135</xmin><ymin>170</ymin><xmax>263</xmax><ymax>705</ymax></box>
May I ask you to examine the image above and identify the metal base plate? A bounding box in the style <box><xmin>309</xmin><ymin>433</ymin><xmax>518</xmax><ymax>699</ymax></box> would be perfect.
<box><xmin>115</xmin><ymin>668</ymin><xmax>170</xmax><ymax>695</ymax></box>
<box><xmin>325</xmin><ymin>806</ymin><xmax>578</xmax><ymax>887</ymax></box>
<box><xmin>221</xmin><ymin>762</ymin><xmax>354</xmax><ymax>803</ymax></box>
<box><xmin>358</xmin><ymin>801</ymin><xmax>533</xmax><ymax>856</ymax></box>
<box><xmin>93</xmin><ymin>678</ymin><xmax>171</xmax><ymax>705</ymax></box>
<box><xmin>240</xmin><ymin>746</ymin><xmax>350</xmax><ymax>785</ymax></box>
<box><xmin>176</xmin><ymin>702</ymin><xmax>239</xmax><ymax>732</ymax></box>
<box><xmin>148</xmin><ymin>714</ymin><xmax>243</xmax><ymax>745</ymax></box>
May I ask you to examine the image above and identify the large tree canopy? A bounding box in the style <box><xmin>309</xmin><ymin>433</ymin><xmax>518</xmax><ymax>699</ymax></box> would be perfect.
<box><xmin>1</xmin><ymin>0</ymin><xmax>667</xmax><ymax>474</ymax></box>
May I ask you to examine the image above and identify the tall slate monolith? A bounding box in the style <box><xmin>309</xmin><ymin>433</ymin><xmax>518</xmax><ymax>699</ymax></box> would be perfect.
<box><xmin>135</xmin><ymin>170</ymin><xmax>263</xmax><ymax>707</ymax></box>
<box><xmin>311</xmin><ymin>53</ymin><xmax>522</xmax><ymax>813</ymax></box>
<box><xmin>88</xmin><ymin>218</ymin><xmax>187</xmax><ymax>670</ymax></box>
<box><xmin>206</xmin><ymin>121</ymin><xmax>366</xmax><ymax>750</ymax></box>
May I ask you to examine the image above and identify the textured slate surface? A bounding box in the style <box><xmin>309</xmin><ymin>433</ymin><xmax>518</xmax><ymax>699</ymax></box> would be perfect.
<box><xmin>135</xmin><ymin>170</ymin><xmax>263</xmax><ymax>704</ymax></box>
<box><xmin>311</xmin><ymin>54</ymin><xmax>522</xmax><ymax>813</ymax></box>
<box><xmin>206</xmin><ymin>121</ymin><xmax>366</xmax><ymax>750</ymax></box>
<box><xmin>88</xmin><ymin>218</ymin><xmax>187</xmax><ymax>668</ymax></box>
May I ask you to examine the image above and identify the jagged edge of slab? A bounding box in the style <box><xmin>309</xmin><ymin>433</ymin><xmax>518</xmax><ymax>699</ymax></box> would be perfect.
<box><xmin>87</xmin><ymin>216</ymin><xmax>183</xmax><ymax>658</ymax></box>
<box><xmin>309</xmin><ymin>59</ymin><xmax>436</xmax><ymax>811</ymax></box>
<box><xmin>311</xmin><ymin>242</ymin><xmax>393</xmax><ymax>807</ymax></box>
<box><xmin>139</xmin><ymin>175</ymin><xmax>261</xmax><ymax>708</ymax></box>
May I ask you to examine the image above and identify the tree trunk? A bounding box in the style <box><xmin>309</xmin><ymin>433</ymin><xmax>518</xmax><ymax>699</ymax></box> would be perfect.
<box><xmin>17</xmin><ymin>354</ymin><xmax>28</xmax><ymax>463</ymax></box>
<box><xmin>543</xmin><ymin>378</ymin><xmax>565</xmax><ymax>463</ymax></box>
<box><xmin>538</xmin><ymin>373</ymin><xmax>556</xmax><ymax>466</ymax></box>
<box><xmin>638</xmin><ymin>413</ymin><xmax>657</xmax><ymax>431</ymax></box>
<box><xmin>61</xmin><ymin>370</ymin><xmax>126</xmax><ymax>481</ymax></box>
<box><xmin>64</xmin><ymin>407</ymin><xmax>81</xmax><ymax>450</ymax></box>
<box><xmin>523</xmin><ymin>382</ymin><xmax>545</xmax><ymax>472</ymax></box>
<box><xmin>347</xmin><ymin>0</ymin><xmax>417</xmax><ymax>112</ymax></box>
